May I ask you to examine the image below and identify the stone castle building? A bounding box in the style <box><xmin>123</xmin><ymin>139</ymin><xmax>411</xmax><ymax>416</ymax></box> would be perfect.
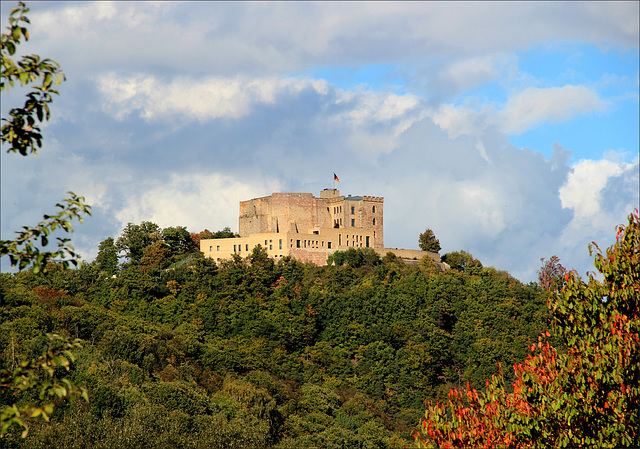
<box><xmin>201</xmin><ymin>189</ymin><xmax>443</xmax><ymax>266</ymax></box>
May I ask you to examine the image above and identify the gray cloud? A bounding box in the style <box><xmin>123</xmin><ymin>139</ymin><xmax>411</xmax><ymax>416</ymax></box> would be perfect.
<box><xmin>1</xmin><ymin>1</ymin><xmax>638</xmax><ymax>281</ymax></box>
<box><xmin>5</xmin><ymin>2</ymin><xmax>635</xmax><ymax>89</ymax></box>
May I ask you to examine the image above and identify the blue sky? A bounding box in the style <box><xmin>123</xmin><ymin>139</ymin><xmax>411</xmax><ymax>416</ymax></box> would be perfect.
<box><xmin>1</xmin><ymin>1</ymin><xmax>638</xmax><ymax>282</ymax></box>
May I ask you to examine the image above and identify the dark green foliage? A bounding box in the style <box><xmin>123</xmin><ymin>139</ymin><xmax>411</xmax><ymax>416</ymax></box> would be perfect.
<box><xmin>115</xmin><ymin>221</ymin><xmax>161</xmax><ymax>265</ymax></box>
<box><xmin>441</xmin><ymin>250</ymin><xmax>482</xmax><ymax>273</ymax></box>
<box><xmin>1</xmin><ymin>225</ymin><xmax>552</xmax><ymax>447</ymax></box>
<box><xmin>212</xmin><ymin>226</ymin><xmax>240</xmax><ymax>239</ymax></box>
<box><xmin>94</xmin><ymin>237</ymin><xmax>118</xmax><ymax>275</ymax></box>
<box><xmin>418</xmin><ymin>229</ymin><xmax>441</xmax><ymax>253</ymax></box>
<box><xmin>327</xmin><ymin>247</ymin><xmax>381</xmax><ymax>268</ymax></box>
<box><xmin>162</xmin><ymin>226</ymin><xmax>196</xmax><ymax>257</ymax></box>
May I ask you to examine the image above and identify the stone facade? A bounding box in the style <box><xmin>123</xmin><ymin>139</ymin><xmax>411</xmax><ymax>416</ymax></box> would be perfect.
<box><xmin>201</xmin><ymin>189</ymin><xmax>443</xmax><ymax>267</ymax></box>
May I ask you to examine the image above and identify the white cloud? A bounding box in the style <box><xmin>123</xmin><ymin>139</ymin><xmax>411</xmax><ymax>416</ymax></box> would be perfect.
<box><xmin>114</xmin><ymin>173</ymin><xmax>282</xmax><ymax>234</ymax></box>
<box><xmin>439</xmin><ymin>53</ymin><xmax>518</xmax><ymax>94</ymax></box>
<box><xmin>557</xmin><ymin>158</ymin><xmax>639</xmax><ymax>263</ymax></box>
<box><xmin>1</xmin><ymin>1</ymin><xmax>637</xmax><ymax>284</ymax></box>
<box><xmin>13</xmin><ymin>1</ymin><xmax>635</xmax><ymax>81</ymax></box>
<box><xmin>431</xmin><ymin>85</ymin><xmax>606</xmax><ymax>138</ymax></box>
<box><xmin>97</xmin><ymin>73</ymin><xmax>330</xmax><ymax>122</ymax></box>
<box><xmin>559</xmin><ymin>158</ymin><xmax>633</xmax><ymax>219</ymax></box>
<box><xmin>95</xmin><ymin>72</ymin><xmax>425</xmax><ymax>160</ymax></box>
<box><xmin>497</xmin><ymin>86</ymin><xmax>606</xmax><ymax>134</ymax></box>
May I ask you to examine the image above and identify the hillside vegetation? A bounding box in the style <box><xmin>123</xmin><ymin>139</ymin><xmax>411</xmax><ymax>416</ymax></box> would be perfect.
<box><xmin>1</xmin><ymin>228</ymin><xmax>551</xmax><ymax>448</ymax></box>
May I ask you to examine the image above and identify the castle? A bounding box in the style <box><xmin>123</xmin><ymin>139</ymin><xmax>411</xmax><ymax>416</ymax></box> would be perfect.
<box><xmin>200</xmin><ymin>189</ymin><xmax>443</xmax><ymax>266</ymax></box>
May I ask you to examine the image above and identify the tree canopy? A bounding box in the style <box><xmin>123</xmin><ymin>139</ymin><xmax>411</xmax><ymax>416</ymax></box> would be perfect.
<box><xmin>414</xmin><ymin>210</ymin><xmax>639</xmax><ymax>448</ymax></box>
<box><xmin>419</xmin><ymin>229</ymin><xmax>441</xmax><ymax>253</ymax></box>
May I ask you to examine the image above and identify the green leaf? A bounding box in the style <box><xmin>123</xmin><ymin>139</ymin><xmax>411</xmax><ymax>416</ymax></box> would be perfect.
<box><xmin>43</xmin><ymin>72</ymin><xmax>52</xmax><ymax>89</ymax></box>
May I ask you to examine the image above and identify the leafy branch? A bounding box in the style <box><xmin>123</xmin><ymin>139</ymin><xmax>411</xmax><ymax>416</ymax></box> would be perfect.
<box><xmin>1</xmin><ymin>1</ymin><xmax>66</xmax><ymax>156</ymax></box>
<box><xmin>0</xmin><ymin>334</ymin><xmax>89</xmax><ymax>438</ymax></box>
<box><xmin>0</xmin><ymin>193</ymin><xmax>92</xmax><ymax>273</ymax></box>
<box><xmin>1</xmin><ymin>2</ymin><xmax>91</xmax><ymax>274</ymax></box>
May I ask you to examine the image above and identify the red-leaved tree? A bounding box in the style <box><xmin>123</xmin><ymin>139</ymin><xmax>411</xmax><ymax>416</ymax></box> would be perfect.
<box><xmin>413</xmin><ymin>210</ymin><xmax>639</xmax><ymax>448</ymax></box>
<box><xmin>537</xmin><ymin>255</ymin><xmax>566</xmax><ymax>291</ymax></box>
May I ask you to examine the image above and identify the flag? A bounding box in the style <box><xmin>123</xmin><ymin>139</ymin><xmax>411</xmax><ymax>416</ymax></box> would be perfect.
<box><xmin>334</xmin><ymin>173</ymin><xmax>340</xmax><ymax>182</ymax></box>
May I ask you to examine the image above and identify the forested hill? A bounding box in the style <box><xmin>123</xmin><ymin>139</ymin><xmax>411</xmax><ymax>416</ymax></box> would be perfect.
<box><xmin>1</xmin><ymin>230</ymin><xmax>551</xmax><ymax>448</ymax></box>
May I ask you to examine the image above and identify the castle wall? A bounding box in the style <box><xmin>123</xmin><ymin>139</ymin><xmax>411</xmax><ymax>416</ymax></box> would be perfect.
<box><xmin>201</xmin><ymin>226</ymin><xmax>376</xmax><ymax>265</ymax></box>
<box><xmin>203</xmin><ymin>188</ymin><xmax>445</xmax><ymax>268</ymax></box>
<box><xmin>239</xmin><ymin>192</ymin><xmax>332</xmax><ymax>237</ymax></box>
<box><xmin>323</xmin><ymin>193</ymin><xmax>384</xmax><ymax>248</ymax></box>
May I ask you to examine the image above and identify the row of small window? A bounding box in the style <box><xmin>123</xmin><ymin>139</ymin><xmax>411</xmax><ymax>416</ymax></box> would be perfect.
<box><xmin>338</xmin><ymin>234</ymin><xmax>370</xmax><ymax>248</ymax></box>
<box><xmin>216</xmin><ymin>255</ymin><xmax>286</xmax><ymax>262</ymax></box>
<box><xmin>333</xmin><ymin>205</ymin><xmax>377</xmax><ymax>214</ymax></box>
<box><xmin>293</xmin><ymin>239</ymin><xmax>332</xmax><ymax>249</ymax></box>
<box><xmin>334</xmin><ymin>217</ymin><xmax>376</xmax><ymax>228</ymax></box>
<box><xmin>210</xmin><ymin>239</ymin><xmax>284</xmax><ymax>253</ymax></box>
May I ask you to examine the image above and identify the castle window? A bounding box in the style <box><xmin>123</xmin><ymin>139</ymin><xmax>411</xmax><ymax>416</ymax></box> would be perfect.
<box><xmin>351</xmin><ymin>219</ymin><xmax>355</xmax><ymax>227</ymax></box>
<box><xmin>328</xmin><ymin>242</ymin><xmax>332</xmax><ymax>249</ymax></box>
<box><xmin>373</xmin><ymin>218</ymin><xmax>376</xmax><ymax>226</ymax></box>
<box><xmin>372</xmin><ymin>206</ymin><xmax>376</xmax><ymax>213</ymax></box>
<box><xmin>279</xmin><ymin>239</ymin><xmax>282</xmax><ymax>250</ymax></box>
<box><xmin>265</xmin><ymin>240</ymin><xmax>268</xmax><ymax>246</ymax></box>
<box><xmin>351</xmin><ymin>206</ymin><xmax>355</xmax><ymax>214</ymax></box>
<box><xmin>246</xmin><ymin>244</ymin><xmax>249</xmax><ymax>251</ymax></box>
<box><xmin>217</xmin><ymin>245</ymin><xmax>220</xmax><ymax>251</ymax></box>
<box><xmin>234</xmin><ymin>245</ymin><xmax>237</xmax><ymax>252</ymax></box>
<box><xmin>209</xmin><ymin>246</ymin><xmax>213</xmax><ymax>251</ymax></box>
<box><xmin>366</xmin><ymin>236</ymin><xmax>369</xmax><ymax>247</ymax></box>
<box><xmin>296</xmin><ymin>240</ymin><xmax>301</xmax><ymax>248</ymax></box>
<box><xmin>269</xmin><ymin>245</ymin><xmax>272</xmax><ymax>250</ymax></box>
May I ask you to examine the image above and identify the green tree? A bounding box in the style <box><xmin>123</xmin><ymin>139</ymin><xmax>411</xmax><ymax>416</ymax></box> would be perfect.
<box><xmin>441</xmin><ymin>250</ymin><xmax>482</xmax><ymax>273</ymax></box>
<box><xmin>414</xmin><ymin>210</ymin><xmax>640</xmax><ymax>448</ymax></box>
<box><xmin>115</xmin><ymin>221</ymin><xmax>161</xmax><ymax>265</ymax></box>
<box><xmin>418</xmin><ymin>229</ymin><xmax>441</xmax><ymax>253</ymax></box>
<box><xmin>162</xmin><ymin>226</ymin><xmax>195</xmax><ymax>257</ymax></box>
<box><xmin>94</xmin><ymin>237</ymin><xmax>118</xmax><ymax>275</ymax></box>
<box><xmin>140</xmin><ymin>240</ymin><xmax>170</xmax><ymax>272</ymax></box>
<box><xmin>0</xmin><ymin>2</ymin><xmax>91</xmax><ymax>274</ymax></box>
<box><xmin>213</xmin><ymin>226</ymin><xmax>239</xmax><ymax>239</ymax></box>
<box><xmin>327</xmin><ymin>247</ymin><xmax>380</xmax><ymax>268</ymax></box>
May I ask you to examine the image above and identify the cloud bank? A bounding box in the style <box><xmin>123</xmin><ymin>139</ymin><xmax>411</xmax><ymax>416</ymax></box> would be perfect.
<box><xmin>1</xmin><ymin>1</ymin><xmax>637</xmax><ymax>283</ymax></box>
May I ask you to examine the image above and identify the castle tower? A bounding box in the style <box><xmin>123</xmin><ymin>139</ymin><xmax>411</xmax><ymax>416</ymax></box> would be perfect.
<box><xmin>239</xmin><ymin>189</ymin><xmax>384</xmax><ymax>248</ymax></box>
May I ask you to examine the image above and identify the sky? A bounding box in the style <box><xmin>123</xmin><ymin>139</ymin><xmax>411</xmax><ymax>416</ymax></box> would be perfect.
<box><xmin>1</xmin><ymin>1</ymin><xmax>638</xmax><ymax>283</ymax></box>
